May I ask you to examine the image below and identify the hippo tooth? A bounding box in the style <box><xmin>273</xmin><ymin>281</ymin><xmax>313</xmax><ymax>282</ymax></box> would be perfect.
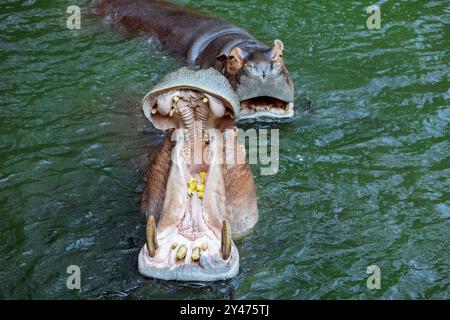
<box><xmin>173</xmin><ymin>96</ymin><xmax>180</xmax><ymax>102</ymax></box>
<box><xmin>169</xmin><ymin>107</ymin><xmax>175</xmax><ymax>117</ymax></box>
<box><xmin>222</xmin><ymin>220</ymin><xmax>232</xmax><ymax>260</ymax></box>
<box><xmin>151</xmin><ymin>107</ymin><xmax>157</xmax><ymax>114</ymax></box>
<box><xmin>191</xmin><ymin>247</ymin><xmax>201</xmax><ymax>261</ymax></box>
<box><xmin>176</xmin><ymin>245</ymin><xmax>187</xmax><ymax>261</ymax></box>
<box><xmin>202</xmin><ymin>97</ymin><xmax>208</xmax><ymax>103</ymax></box>
<box><xmin>146</xmin><ymin>215</ymin><xmax>158</xmax><ymax>257</ymax></box>
<box><xmin>171</xmin><ymin>242</ymin><xmax>178</xmax><ymax>249</ymax></box>
<box><xmin>202</xmin><ymin>244</ymin><xmax>208</xmax><ymax>251</ymax></box>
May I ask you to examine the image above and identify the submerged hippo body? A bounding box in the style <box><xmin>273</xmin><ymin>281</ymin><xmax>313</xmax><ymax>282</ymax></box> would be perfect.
<box><xmin>95</xmin><ymin>0</ymin><xmax>295</xmax><ymax>120</ymax></box>
<box><xmin>139</xmin><ymin>68</ymin><xmax>258</xmax><ymax>281</ymax></box>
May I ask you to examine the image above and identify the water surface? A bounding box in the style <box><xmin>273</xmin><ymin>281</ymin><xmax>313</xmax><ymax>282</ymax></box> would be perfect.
<box><xmin>0</xmin><ymin>0</ymin><xmax>449</xmax><ymax>299</ymax></box>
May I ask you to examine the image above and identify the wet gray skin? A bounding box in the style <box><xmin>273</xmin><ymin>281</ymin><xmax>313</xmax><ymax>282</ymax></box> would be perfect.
<box><xmin>226</xmin><ymin>47</ymin><xmax>295</xmax><ymax>120</ymax></box>
<box><xmin>139</xmin><ymin>68</ymin><xmax>256</xmax><ymax>281</ymax></box>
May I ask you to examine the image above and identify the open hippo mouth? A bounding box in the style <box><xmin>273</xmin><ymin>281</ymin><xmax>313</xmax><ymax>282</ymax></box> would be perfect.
<box><xmin>139</xmin><ymin>68</ymin><xmax>241</xmax><ymax>281</ymax></box>
<box><xmin>240</xmin><ymin>96</ymin><xmax>294</xmax><ymax>119</ymax></box>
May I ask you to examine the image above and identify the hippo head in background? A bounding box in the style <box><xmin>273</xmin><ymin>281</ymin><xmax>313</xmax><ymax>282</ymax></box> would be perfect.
<box><xmin>216</xmin><ymin>39</ymin><xmax>295</xmax><ymax>120</ymax></box>
<box><xmin>139</xmin><ymin>68</ymin><xmax>258</xmax><ymax>281</ymax></box>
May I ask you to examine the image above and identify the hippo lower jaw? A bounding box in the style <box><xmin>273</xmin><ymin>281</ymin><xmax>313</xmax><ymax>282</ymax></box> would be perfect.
<box><xmin>138</xmin><ymin>246</ymin><xmax>239</xmax><ymax>282</ymax></box>
<box><xmin>138</xmin><ymin>128</ymin><xmax>239</xmax><ymax>281</ymax></box>
<box><xmin>139</xmin><ymin>204</ymin><xmax>240</xmax><ymax>283</ymax></box>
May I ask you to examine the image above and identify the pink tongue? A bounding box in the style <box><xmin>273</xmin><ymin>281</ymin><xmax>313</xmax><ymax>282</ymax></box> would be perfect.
<box><xmin>178</xmin><ymin>195</ymin><xmax>206</xmax><ymax>241</ymax></box>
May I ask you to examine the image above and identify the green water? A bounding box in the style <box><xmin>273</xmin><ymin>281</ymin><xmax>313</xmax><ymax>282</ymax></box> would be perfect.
<box><xmin>1</xmin><ymin>0</ymin><xmax>449</xmax><ymax>299</ymax></box>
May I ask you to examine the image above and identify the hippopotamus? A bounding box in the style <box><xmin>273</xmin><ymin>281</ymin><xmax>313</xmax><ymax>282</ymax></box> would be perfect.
<box><xmin>139</xmin><ymin>67</ymin><xmax>258</xmax><ymax>281</ymax></box>
<box><xmin>94</xmin><ymin>0</ymin><xmax>295</xmax><ymax>120</ymax></box>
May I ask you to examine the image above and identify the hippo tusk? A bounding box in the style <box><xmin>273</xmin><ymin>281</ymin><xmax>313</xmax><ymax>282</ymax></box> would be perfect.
<box><xmin>146</xmin><ymin>215</ymin><xmax>158</xmax><ymax>257</ymax></box>
<box><xmin>222</xmin><ymin>220</ymin><xmax>232</xmax><ymax>260</ymax></box>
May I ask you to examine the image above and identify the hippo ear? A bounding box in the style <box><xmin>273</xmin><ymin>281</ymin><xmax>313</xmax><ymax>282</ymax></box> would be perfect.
<box><xmin>271</xmin><ymin>39</ymin><xmax>284</xmax><ymax>62</ymax></box>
